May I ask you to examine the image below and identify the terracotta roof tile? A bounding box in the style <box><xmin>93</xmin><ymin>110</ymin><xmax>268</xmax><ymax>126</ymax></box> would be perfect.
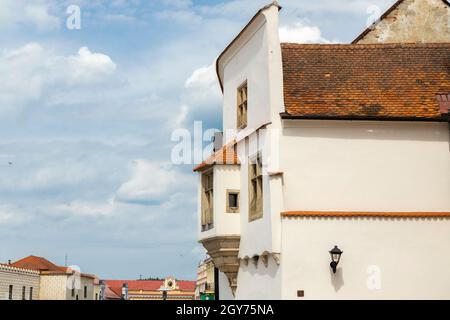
<box><xmin>282</xmin><ymin>211</ymin><xmax>450</xmax><ymax>218</ymax></box>
<box><xmin>281</xmin><ymin>43</ymin><xmax>450</xmax><ymax>121</ymax></box>
<box><xmin>104</xmin><ymin>280</ymin><xmax>196</xmax><ymax>292</ymax></box>
<box><xmin>193</xmin><ymin>140</ymin><xmax>239</xmax><ymax>172</ymax></box>
<box><xmin>11</xmin><ymin>255</ymin><xmax>96</xmax><ymax>279</ymax></box>
<box><xmin>11</xmin><ymin>255</ymin><xmax>64</xmax><ymax>272</ymax></box>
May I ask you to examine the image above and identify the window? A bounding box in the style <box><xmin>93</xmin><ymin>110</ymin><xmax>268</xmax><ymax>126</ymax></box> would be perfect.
<box><xmin>71</xmin><ymin>287</ymin><xmax>75</xmax><ymax>297</ymax></box>
<box><xmin>237</xmin><ymin>82</ymin><xmax>248</xmax><ymax>129</ymax></box>
<box><xmin>201</xmin><ymin>170</ymin><xmax>214</xmax><ymax>231</ymax></box>
<box><xmin>8</xmin><ymin>285</ymin><xmax>13</xmax><ymax>300</ymax></box>
<box><xmin>22</xmin><ymin>286</ymin><xmax>26</xmax><ymax>300</ymax></box>
<box><xmin>249</xmin><ymin>154</ymin><xmax>263</xmax><ymax>221</ymax></box>
<box><xmin>29</xmin><ymin>287</ymin><xmax>33</xmax><ymax>300</ymax></box>
<box><xmin>95</xmin><ymin>293</ymin><xmax>98</xmax><ymax>300</ymax></box>
<box><xmin>84</xmin><ymin>286</ymin><xmax>87</xmax><ymax>298</ymax></box>
<box><xmin>226</xmin><ymin>190</ymin><xmax>240</xmax><ymax>213</ymax></box>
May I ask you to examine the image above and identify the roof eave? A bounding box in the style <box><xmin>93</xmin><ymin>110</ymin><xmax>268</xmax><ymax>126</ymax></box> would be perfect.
<box><xmin>280</xmin><ymin>112</ymin><xmax>447</xmax><ymax>122</ymax></box>
<box><xmin>216</xmin><ymin>1</ymin><xmax>282</xmax><ymax>92</ymax></box>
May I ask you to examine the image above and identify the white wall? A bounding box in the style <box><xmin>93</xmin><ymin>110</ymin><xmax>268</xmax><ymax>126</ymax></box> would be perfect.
<box><xmin>214</xmin><ymin>165</ymin><xmax>241</xmax><ymax>236</ymax></box>
<box><xmin>218</xmin><ymin>271</ymin><xmax>234</xmax><ymax>300</ymax></box>
<box><xmin>197</xmin><ymin>165</ymin><xmax>241</xmax><ymax>240</ymax></box>
<box><xmin>281</xmin><ymin>121</ymin><xmax>450</xmax><ymax>212</ymax></box>
<box><xmin>235</xmin><ymin>257</ymin><xmax>281</xmax><ymax>300</ymax></box>
<box><xmin>282</xmin><ymin>216</ymin><xmax>450</xmax><ymax>299</ymax></box>
<box><xmin>237</xmin><ymin>130</ymin><xmax>283</xmax><ymax>258</ymax></box>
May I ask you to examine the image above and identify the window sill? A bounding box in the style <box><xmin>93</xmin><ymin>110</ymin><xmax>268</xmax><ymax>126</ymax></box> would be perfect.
<box><xmin>201</xmin><ymin>224</ymin><xmax>214</xmax><ymax>232</ymax></box>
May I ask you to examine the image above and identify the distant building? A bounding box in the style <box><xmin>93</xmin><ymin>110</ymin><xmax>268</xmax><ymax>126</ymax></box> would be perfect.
<box><xmin>104</xmin><ymin>277</ymin><xmax>195</xmax><ymax>300</ymax></box>
<box><xmin>195</xmin><ymin>258</ymin><xmax>215</xmax><ymax>300</ymax></box>
<box><xmin>4</xmin><ymin>255</ymin><xmax>100</xmax><ymax>300</ymax></box>
<box><xmin>0</xmin><ymin>263</ymin><xmax>40</xmax><ymax>300</ymax></box>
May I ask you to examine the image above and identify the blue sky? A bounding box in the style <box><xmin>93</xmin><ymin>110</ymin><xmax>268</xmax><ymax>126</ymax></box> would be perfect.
<box><xmin>0</xmin><ymin>0</ymin><xmax>393</xmax><ymax>280</ymax></box>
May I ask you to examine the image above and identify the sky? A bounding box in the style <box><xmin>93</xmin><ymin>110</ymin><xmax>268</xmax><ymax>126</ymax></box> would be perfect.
<box><xmin>0</xmin><ymin>0</ymin><xmax>393</xmax><ymax>280</ymax></box>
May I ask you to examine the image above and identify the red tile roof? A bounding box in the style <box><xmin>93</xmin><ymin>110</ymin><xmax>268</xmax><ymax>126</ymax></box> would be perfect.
<box><xmin>193</xmin><ymin>140</ymin><xmax>239</xmax><ymax>172</ymax></box>
<box><xmin>11</xmin><ymin>255</ymin><xmax>96</xmax><ymax>279</ymax></box>
<box><xmin>282</xmin><ymin>211</ymin><xmax>450</xmax><ymax>218</ymax></box>
<box><xmin>11</xmin><ymin>255</ymin><xmax>64</xmax><ymax>272</ymax></box>
<box><xmin>281</xmin><ymin>43</ymin><xmax>450</xmax><ymax>121</ymax></box>
<box><xmin>104</xmin><ymin>280</ymin><xmax>196</xmax><ymax>292</ymax></box>
<box><xmin>105</xmin><ymin>285</ymin><xmax>122</xmax><ymax>300</ymax></box>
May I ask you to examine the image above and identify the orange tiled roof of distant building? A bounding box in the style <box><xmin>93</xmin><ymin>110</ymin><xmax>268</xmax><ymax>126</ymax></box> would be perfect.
<box><xmin>11</xmin><ymin>255</ymin><xmax>64</xmax><ymax>272</ymax></box>
<box><xmin>193</xmin><ymin>140</ymin><xmax>239</xmax><ymax>172</ymax></box>
<box><xmin>104</xmin><ymin>279</ymin><xmax>196</xmax><ymax>292</ymax></box>
<box><xmin>281</xmin><ymin>43</ymin><xmax>450</xmax><ymax>121</ymax></box>
<box><xmin>11</xmin><ymin>255</ymin><xmax>96</xmax><ymax>278</ymax></box>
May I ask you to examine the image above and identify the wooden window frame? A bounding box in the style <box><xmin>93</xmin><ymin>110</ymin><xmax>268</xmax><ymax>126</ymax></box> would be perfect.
<box><xmin>201</xmin><ymin>169</ymin><xmax>214</xmax><ymax>231</ymax></box>
<box><xmin>8</xmin><ymin>285</ymin><xmax>13</xmax><ymax>300</ymax></box>
<box><xmin>22</xmin><ymin>286</ymin><xmax>26</xmax><ymax>300</ymax></box>
<box><xmin>237</xmin><ymin>81</ymin><xmax>248</xmax><ymax>129</ymax></box>
<box><xmin>29</xmin><ymin>287</ymin><xmax>33</xmax><ymax>300</ymax></box>
<box><xmin>226</xmin><ymin>189</ymin><xmax>240</xmax><ymax>213</ymax></box>
<box><xmin>84</xmin><ymin>285</ymin><xmax>87</xmax><ymax>298</ymax></box>
<box><xmin>248</xmin><ymin>153</ymin><xmax>263</xmax><ymax>222</ymax></box>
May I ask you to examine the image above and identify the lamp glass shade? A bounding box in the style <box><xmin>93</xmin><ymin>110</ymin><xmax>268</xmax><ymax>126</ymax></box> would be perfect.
<box><xmin>329</xmin><ymin>246</ymin><xmax>343</xmax><ymax>263</ymax></box>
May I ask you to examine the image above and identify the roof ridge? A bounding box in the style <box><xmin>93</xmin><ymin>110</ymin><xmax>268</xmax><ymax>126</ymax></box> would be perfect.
<box><xmin>281</xmin><ymin>42</ymin><xmax>450</xmax><ymax>49</ymax></box>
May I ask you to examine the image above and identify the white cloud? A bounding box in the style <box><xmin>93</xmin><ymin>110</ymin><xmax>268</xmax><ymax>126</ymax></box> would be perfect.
<box><xmin>185</xmin><ymin>63</ymin><xmax>217</xmax><ymax>89</ymax></box>
<box><xmin>161</xmin><ymin>0</ymin><xmax>193</xmax><ymax>9</ymax></box>
<box><xmin>156</xmin><ymin>10</ymin><xmax>202</xmax><ymax>24</ymax></box>
<box><xmin>0</xmin><ymin>205</ymin><xmax>28</xmax><ymax>225</ymax></box>
<box><xmin>0</xmin><ymin>43</ymin><xmax>117</xmax><ymax>115</ymax></box>
<box><xmin>24</xmin><ymin>4</ymin><xmax>60</xmax><ymax>31</ymax></box>
<box><xmin>279</xmin><ymin>22</ymin><xmax>330</xmax><ymax>43</ymax></box>
<box><xmin>179</xmin><ymin>62</ymin><xmax>221</xmax><ymax>126</ymax></box>
<box><xmin>0</xmin><ymin>1</ymin><xmax>60</xmax><ymax>30</ymax></box>
<box><xmin>67</xmin><ymin>47</ymin><xmax>117</xmax><ymax>83</ymax></box>
<box><xmin>54</xmin><ymin>198</ymin><xmax>116</xmax><ymax>217</ymax></box>
<box><xmin>117</xmin><ymin>160</ymin><xmax>192</xmax><ymax>205</ymax></box>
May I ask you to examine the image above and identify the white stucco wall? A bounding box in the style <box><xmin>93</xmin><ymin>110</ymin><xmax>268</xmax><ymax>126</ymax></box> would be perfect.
<box><xmin>277</xmin><ymin>120</ymin><xmax>450</xmax><ymax>299</ymax></box>
<box><xmin>218</xmin><ymin>271</ymin><xmax>234</xmax><ymax>300</ymax></box>
<box><xmin>214</xmin><ymin>165</ymin><xmax>241</xmax><ymax>236</ymax></box>
<box><xmin>218</xmin><ymin>4</ymin><xmax>285</xmax><ymax>259</ymax></box>
<box><xmin>281</xmin><ymin>120</ymin><xmax>450</xmax><ymax>212</ymax></box>
<box><xmin>197</xmin><ymin>165</ymin><xmax>241</xmax><ymax>240</ymax></box>
<box><xmin>282</xmin><ymin>216</ymin><xmax>450</xmax><ymax>299</ymax></box>
<box><xmin>235</xmin><ymin>256</ymin><xmax>281</xmax><ymax>300</ymax></box>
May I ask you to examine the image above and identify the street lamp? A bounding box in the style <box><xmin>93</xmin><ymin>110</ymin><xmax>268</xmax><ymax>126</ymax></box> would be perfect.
<box><xmin>158</xmin><ymin>286</ymin><xmax>170</xmax><ymax>301</ymax></box>
<box><xmin>329</xmin><ymin>245</ymin><xmax>343</xmax><ymax>274</ymax></box>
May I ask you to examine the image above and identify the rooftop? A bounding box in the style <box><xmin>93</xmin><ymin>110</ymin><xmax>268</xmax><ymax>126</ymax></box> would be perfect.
<box><xmin>281</xmin><ymin>43</ymin><xmax>450</xmax><ymax>121</ymax></box>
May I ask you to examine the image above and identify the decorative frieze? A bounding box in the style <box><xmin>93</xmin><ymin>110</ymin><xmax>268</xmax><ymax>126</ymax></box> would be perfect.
<box><xmin>200</xmin><ymin>236</ymin><xmax>240</xmax><ymax>296</ymax></box>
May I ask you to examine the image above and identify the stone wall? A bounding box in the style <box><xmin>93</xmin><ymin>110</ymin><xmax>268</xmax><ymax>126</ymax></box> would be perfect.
<box><xmin>356</xmin><ymin>0</ymin><xmax>450</xmax><ymax>43</ymax></box>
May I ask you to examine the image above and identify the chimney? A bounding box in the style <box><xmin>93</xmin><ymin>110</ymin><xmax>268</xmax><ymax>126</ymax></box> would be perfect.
<box><xmin>213</xmin><ymin>132</ymin><xmax>223</xmax><ymax>152</ymax></box>
<box><xmin>8</xmin><ymin>260</ymin><xmax>11</xmax><ymax>265</ymax></box>
<box><xmin>436</xmin><ymin>94</ymin><xmax>450</xmax><ymax>115</ymax></box>
<box><xmin>121</xmin><ymin>283</ymin><xmax>129</xmax><ymax>300</ymax></box>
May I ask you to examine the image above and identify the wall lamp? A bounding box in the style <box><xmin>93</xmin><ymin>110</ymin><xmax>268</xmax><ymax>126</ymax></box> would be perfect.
<box><xmin>329</xmin><ymin>245</ymin><xmax>343</xmax><ymax>274</ymax></box>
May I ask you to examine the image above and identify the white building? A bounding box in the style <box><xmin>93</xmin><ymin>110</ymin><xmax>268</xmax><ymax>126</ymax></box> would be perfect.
<box><xmin>193</xmin><ymin>0</ymin><xmax>450</xmax><ymax>299</ymax></box>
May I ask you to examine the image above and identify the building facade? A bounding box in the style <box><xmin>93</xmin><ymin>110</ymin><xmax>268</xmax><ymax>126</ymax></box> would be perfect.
<box><xmin>0</xmin><ymin>264</ymin><xmax>40</xmax><ymax>300</ymax></box>
<box><xmin>6</xmin><ymin>255</ymin><xmax>100</xmax><ymax>300</ymax></box>
<box><xmin>104</xmin><ymin>277</ymin><xmax>195</xmax><ymax>300</ymax></box>
<box><xmin>194</xmin><ymin>0</ymin><xmax>450</xmax><ymax>299</ymax></box>
<box><xmin>195</xmin><ymin>258</ymin><xmax>215</xmax><ymax>300</ymax></box>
